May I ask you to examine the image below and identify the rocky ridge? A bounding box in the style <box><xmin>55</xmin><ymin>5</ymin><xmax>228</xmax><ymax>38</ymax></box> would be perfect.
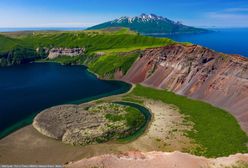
<box><xmin>47</xmin><ymin>48</ymin><xmax>85</xmax><ymax>59</ymax></box>
<box><xmin>36</xmin><ymin>47</ymin><xmax>85</xmax><ymax>59</ymax></box>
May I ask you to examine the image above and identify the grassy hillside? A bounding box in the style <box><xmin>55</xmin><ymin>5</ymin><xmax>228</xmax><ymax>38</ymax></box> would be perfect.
<box><xmin>21</xmin><ymin>29</ymin><xmax>173</xmax><ymax>52</ymax></box>
<box><xmin>0</xmin><ymin>28</ymin><xmax>174</xmax><ymax>67</ymax></box>
<box><xmin>0</xmin><ymin>35</ymin><xmax>24</xmax><ymax>53</ymax></box>
<box><xmin>129</xmin><ymin>85</ymin><xmax>248</xmax><ymax>157</ymax></box>
<box><xmin>88</xmin><ymin>51</ymin><xmax>140</xmax><ymax>78</ymax></box>
<box><xmin>0</xmin><ymin>28</ymin><xmax>172</xmax><ymax>51</ymax></box>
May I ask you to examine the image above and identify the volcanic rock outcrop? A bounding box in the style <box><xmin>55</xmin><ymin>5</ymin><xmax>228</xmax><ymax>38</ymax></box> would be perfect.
<box><xmin>47</xmin><ymin>48</ymin><xmax>85</xmax><ymax>59</ymax></box>
<box><xmin>33</xmin><ymin>103</ymin><xmax>145</xmax><ymax>145</ymax></box>
<box><xmin>122</xmin><ymin>44</ymin><xmax>248</xmax><ymax>133</ymax></box>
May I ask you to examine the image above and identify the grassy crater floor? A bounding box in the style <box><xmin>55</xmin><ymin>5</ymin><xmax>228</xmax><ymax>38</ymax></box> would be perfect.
<box><xmin>127</xmin><ymin>85</ymin><xmax>248</xmax><ymax>157</ymax></box>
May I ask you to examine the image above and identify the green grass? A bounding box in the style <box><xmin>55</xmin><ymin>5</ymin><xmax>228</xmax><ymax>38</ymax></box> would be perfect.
<box><xmin>93</xmin><ymin>45</ymin><xmax>168</xmax><ymax>54</ymax></box>
<box><xmin>122</xmin><ymin>97</ymin><xmax>144</xmax><ymax>104</ymax></box>
<box><xmin>105</xmin><ymin>113</ymin><xmax>124</xmax><ymax>122</ymax></box>
<box><xmin>0</xmin><ymin>35</ymin><xmax>28</xmax><ymax>53</ymax></box>
<box><xmin>125</xmin><ymin>106</ymin><xmax>145</xmax><ymax>128</ymax></box>
<box><xmin>88</xmin><ymin>52</ymin><xmax>139</xmax><ymax>77</ymax></box>
<box><xmin>105</xmin><ymin>106</ymin><xmax>145</xmax><ymax>128</ymax></box>
<box><xmin>18</xmin><ymin>28</ymin><xmax>174</xmax><ymax>52</ymax></box>
<box><xmin>129</xmin><ymin>85</ymin><xmax>248</xmax><ymax>157</ymax></box>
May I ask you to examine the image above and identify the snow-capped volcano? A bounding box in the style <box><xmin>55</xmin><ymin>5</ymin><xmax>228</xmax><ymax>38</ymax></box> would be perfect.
<box><xmin>114</xmin><ymin>14</ymin><xmax>166</xmax><ymax>23</ymax></box>
<box><xmin>87</xmin><ymin>13</ymin><xmax>208</xmax><ymax>34</ymax></box>
<box><xmin>111</xmin><ymin>13</ymin><xmax>170</xmax><ymax>23</ymax></box>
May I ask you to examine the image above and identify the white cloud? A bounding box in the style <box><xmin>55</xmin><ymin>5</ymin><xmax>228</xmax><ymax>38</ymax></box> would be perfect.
<box><xmin>224</xmin><ymin>8</ymin><xmax>248</xmax><ymax>12</ymax></box>
<box><xmin>207</xmin><ymin>12</ymin><xmax>248</xmax><ymax>20</ymax></box>
<box><xmin>193</xmin><ymin>8</ymin><xmax>248</xmax><ymax>28</ymax></box>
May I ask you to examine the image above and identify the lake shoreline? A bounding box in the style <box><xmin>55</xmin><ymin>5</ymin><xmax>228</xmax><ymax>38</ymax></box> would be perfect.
<box><xmin>0</xmin><ymin>62</ymin><xmax>132</xmax><ymax>139</ymax></box>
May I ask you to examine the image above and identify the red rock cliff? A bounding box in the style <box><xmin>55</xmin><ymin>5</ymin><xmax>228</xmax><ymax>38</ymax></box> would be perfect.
<box><xmin>122</xmin><ymin>44</ymin><xmax>248</xmax><ymax>133</ymax></box>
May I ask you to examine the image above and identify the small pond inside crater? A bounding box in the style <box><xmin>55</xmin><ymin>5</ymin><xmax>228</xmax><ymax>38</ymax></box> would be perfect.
<box><xmin>114</xmin><ymin>101</ymin><xmax>151</xmax><ymax>142</ymax></box>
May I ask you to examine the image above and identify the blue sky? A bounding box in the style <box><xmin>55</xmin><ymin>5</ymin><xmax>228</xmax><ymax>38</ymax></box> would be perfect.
<box><xmin>0</xmin><ymin>0</ymin><xmax>248</xmax><ymax>28</ymax></box>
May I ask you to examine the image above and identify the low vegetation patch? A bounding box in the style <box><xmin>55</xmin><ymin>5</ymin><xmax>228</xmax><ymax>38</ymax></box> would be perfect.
<box><xmin>91</xmin><ymin>103</ymin><xmax>145</xmax><ymax>128</ymax></box>
<box><xmin>125</xmin><ymin>106</ymin><xmax>145</xmax><ymax>128</ymax></box>
<box><xmin>129</xmin><ymin>85</ymin><xmax>248</xmax><ymax>157</ymax></box>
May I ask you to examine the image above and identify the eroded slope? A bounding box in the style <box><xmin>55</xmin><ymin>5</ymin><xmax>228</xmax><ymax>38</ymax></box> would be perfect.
<box><xmin>123</xmin><ymin>44</ymin><xmax>248</xmax><ymax>133</ymax></box>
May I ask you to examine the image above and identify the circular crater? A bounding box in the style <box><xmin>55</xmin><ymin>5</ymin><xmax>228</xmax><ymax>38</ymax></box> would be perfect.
<box><xmin>33</xmin><ymin>102</ymin><xmax>148</xmax><ymax>145</ymax></box>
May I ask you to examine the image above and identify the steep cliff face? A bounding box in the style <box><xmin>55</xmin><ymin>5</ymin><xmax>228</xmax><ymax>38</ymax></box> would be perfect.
<box><xmin>122</xmin><ymin>44</ymin><xmax>248</xmax><ymax>133</ymax></box>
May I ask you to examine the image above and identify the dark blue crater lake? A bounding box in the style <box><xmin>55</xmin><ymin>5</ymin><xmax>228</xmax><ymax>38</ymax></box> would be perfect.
<box><xmin>0</xmin><ymin>63</ymin><xmax>130</xmax><ymax>138</ymax></box>
<box><xmin>153</xmin><ymin>28</ymin><xmax>248</xmax><ymax>57</ymax></box>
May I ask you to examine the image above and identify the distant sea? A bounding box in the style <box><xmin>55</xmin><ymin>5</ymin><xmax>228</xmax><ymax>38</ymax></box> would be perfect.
<box><xmin>152</xmin><ymin>28</ymin><xmax>248</xmax><ymax>57</ymax></box>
